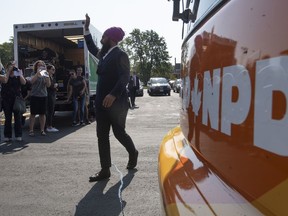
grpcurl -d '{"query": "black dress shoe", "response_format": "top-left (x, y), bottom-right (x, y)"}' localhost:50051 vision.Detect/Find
top-left (127, 150), bottom-right (138, 169)
top-left (89, 169), bottom-right (111, 182)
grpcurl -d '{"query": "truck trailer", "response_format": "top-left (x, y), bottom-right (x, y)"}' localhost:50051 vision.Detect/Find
top-left (13, 20), bottom-right (102, 114)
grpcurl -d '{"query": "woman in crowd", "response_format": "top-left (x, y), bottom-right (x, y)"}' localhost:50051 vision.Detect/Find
top-left (46, 64), bottom-right (59, 132)
top-left (84, 79), bottom-right (91, 124)
top-left (66, 67), bottom-right (86, 126)
top-left (29, 60), bottom-right (51, 136)
top-left (21, 76), bottom-right (32, 126)
top-left (0, 60), bottom-right (7, 143)
top-left (1, 61), bottom-right (26, 141)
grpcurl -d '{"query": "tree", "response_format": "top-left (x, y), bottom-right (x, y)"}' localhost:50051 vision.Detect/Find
top-left (120, 29), bottom-right (173, 84)
top-left (0, 37), bottom-right (14, 67)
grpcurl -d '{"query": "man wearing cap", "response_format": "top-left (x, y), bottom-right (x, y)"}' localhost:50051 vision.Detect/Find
top-left (84, 14), bottom-right (138, 182)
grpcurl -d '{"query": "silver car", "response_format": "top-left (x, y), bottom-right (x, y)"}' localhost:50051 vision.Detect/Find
top-left (147, 77), bottom-right (171, 96)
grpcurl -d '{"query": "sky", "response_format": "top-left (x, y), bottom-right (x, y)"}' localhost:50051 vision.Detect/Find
top-left (0, 0), bottom-right (183, 64)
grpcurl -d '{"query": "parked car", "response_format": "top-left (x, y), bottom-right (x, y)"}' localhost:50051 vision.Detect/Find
top-left (173, 78), bottom-right (182, 93)
top-left (147, 77), bottom-right (171, 96)
top-left (159, 0), bottom-right (288, 215)
top-left (136, 80), bottom-right (144, 97)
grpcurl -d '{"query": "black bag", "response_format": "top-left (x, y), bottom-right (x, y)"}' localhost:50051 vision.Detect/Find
top-left (0, 96), bottom-right (2, 112)
top-left (13, 96), bottom-right (26, 114)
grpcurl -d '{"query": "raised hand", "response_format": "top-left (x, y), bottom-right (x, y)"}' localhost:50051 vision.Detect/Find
top-left (85, 13), bottom-right (90, 30)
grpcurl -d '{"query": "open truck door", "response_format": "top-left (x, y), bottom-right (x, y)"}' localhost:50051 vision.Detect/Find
top-left (13, 20), bottom-right (102, 114)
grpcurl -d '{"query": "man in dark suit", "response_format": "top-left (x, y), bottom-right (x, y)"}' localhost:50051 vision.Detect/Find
top-left (84, 14), bottom-right (138, 182)
top-left (128, 72), bottom-right (140, 109)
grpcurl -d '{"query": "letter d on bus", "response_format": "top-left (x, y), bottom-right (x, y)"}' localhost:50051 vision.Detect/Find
top-left (254, 56), bottom-right (288, 156)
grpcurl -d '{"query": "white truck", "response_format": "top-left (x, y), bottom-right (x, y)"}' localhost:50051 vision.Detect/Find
top-left (13, 20), bottom-right (102, 114)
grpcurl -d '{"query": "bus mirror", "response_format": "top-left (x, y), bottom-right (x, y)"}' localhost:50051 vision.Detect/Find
top-left (172, 0), bottom-right (199, 23)
top-left (181, 9), bottom-right (192, 23)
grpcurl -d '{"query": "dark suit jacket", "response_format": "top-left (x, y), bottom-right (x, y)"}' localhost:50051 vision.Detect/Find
top-left (84, 33), bottom-right (130, 109)
top-left (128, 75), bottom-right (140, 90)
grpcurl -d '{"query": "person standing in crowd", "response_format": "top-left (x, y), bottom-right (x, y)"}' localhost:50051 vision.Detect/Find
top-left (128, 71), bottom-right (140, 109)
top-left (21, 76), bottom-right (32, 126)
top-left (84, 14), bottom-right (138, 182)
top-left (1, 62), bottom-right (26, 141)
top-left (84, 80), bottom-right (91, 124)
top-left (39, 48), bottom-right (55, 65)
top-left (0, 60), bottom-right (7, 108)
top-left (75, 66), bottom-right (90, 124)
top-left (0, 60), bottom-right (7, 142)
top-left (29, 60), bottom-right (51, 136)
top-left (46, 64), bottom-right (59, 132)
top-left (66, 67), bottom-right (86, 126)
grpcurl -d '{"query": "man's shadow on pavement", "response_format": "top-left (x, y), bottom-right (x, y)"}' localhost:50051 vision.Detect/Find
top-left (74, 169), bottom-right (137, 216)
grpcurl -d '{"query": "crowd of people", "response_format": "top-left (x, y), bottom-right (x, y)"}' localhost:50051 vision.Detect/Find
top-left (0, 58), bottom-right (93, 141)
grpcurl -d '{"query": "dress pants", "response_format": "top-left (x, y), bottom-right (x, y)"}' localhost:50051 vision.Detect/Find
top-left (95, 101), bottom-right (136, 168)
top-left (130, 87), bottom-right (137, 107)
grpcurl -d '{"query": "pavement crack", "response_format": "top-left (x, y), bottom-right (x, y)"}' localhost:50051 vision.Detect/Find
top-left (112, 163), bottom-right (125, 216)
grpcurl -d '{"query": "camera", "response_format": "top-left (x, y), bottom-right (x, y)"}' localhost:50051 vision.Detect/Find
top-left (40, 70), bottom-right (49, 77)
top-left (13, 67), bottom-right (21, 76)
top-left (38, 66), bottom-right (46, 71)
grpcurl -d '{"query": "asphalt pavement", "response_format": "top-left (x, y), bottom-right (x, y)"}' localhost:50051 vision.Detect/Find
top-left (0, 91), bottom-right (181, 216)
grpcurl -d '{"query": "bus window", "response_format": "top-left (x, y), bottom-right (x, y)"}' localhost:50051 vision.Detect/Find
top-left (187, 0), bottom-right (221, 31)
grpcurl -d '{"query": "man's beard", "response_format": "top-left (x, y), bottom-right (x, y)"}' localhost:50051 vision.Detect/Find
top-left (99, 43), bottom-right (111, 58)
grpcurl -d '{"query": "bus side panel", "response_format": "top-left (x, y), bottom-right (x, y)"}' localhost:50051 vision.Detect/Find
top-left (160, 0), bottom-right (288, 215)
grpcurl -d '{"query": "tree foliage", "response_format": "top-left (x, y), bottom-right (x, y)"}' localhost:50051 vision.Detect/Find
top-left (120, 29), bottom-right (174, 84)
top-left (0, 37), bottom-right (14, 67)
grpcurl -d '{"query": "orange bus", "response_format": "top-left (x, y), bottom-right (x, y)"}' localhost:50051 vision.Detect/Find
top-left (158, 0), bottom-right (288, 215)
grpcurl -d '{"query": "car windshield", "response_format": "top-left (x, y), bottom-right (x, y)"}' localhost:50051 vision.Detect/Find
top-left (151, 78), bottom-right (168, 84)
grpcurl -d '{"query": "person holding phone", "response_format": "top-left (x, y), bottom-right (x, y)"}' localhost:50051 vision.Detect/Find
top-left (46, 64), bottom-right (59, 132)
top-left (28, 60), bottom-right (51, 136)
top-left (1, 61), bottom-right (26, 141)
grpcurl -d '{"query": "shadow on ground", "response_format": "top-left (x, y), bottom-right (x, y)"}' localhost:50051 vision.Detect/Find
top-left (74, 169), bottom-right (137, 216)
top-left (0, 111), bottom-right (95, 154)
